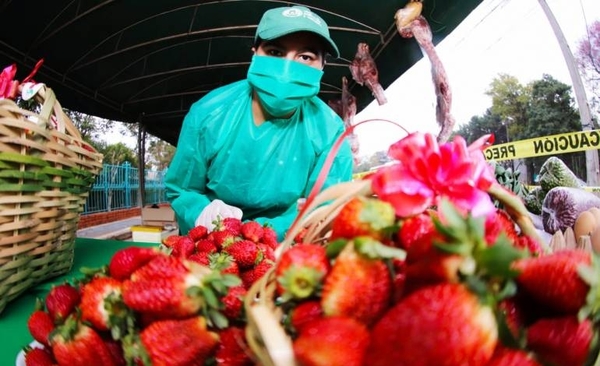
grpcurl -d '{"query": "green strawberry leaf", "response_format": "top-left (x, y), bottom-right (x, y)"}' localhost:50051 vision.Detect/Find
top-left (325, 239), bottom-right (348, 258)
top-left (476, 240), bottom-right (527, 278)
top-left (578, 253), bottom-right (600, 324)
top-left (353, 236), bottom-right (406, 260)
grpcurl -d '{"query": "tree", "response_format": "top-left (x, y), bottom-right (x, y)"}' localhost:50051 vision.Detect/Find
top-left (575, 19), bottom-right (600, 124)
top-left (121, 122), bottom-right (175, 170)
top-left (100, 142), bottom-right (138, 166)
top-left (484, 73), bottom-right (531, 140)
top-left (147, 139), bottom-right (175, 170)
top-left (522, 74), bottom-right (586, 180)
top-left (455, 109), bottom-right (505, 145)
top-left (65, 109), bottom-right (114, 149)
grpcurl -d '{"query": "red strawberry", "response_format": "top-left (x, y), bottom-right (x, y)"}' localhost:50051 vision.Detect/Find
top-left (526, 315), bottom-right (593, 366)
top-left (293, 227), bottom-right (308, 244)
top-left (240, 221), bottom-right (264, 243)
top-left (188, 225), bottom-right (208, 241)
top-left (188, 251), bottom-right (211, 266)
top-left (330, 196), bottom-right (396, 242)
top-left (514, 235), bottom-right (543, 256)
top-left (403, 252), bottom-right (464, 294)
top-left (220, 217), bottom-right (243, 236)
top-left (497, 297), bottom-right (527, 340)
top-left (485, 209), bottom-right (519, 246)
top-left (103, 338), bottom-right (126, 366)
top-left (108, 246), bottom-right (161, 281)
top-left (293, 316), bottom-right (370, 366)
top-left (214, 326), bottom-right (254, 366)
top-left (513, 249), bottom-right (591, 314)
top-left (138, 317), bottom-right (219, 366)
top-left (396, 211), bottom-right (440, 261)
top-left (321, 239), bottom-right (403, 326)
top-left (161, 234), bottom-right (185, 249)
top-left (240, 260), bottom-right (273, 289)
top-left (208, 230), bottom-right (237, 250)
top-left (50, 316), bottom-right (117, 366)
top-left (487, 347), bottom-right (541, 366)
top-left (27, 309), bottom-right (55, 347)
top-left (223, 240), bottom-right (262, 269)
top-left (80, 276), bottom-right (129, 337)
top-left (368, 283), bottom-right (498, 366)
top-left (45, 283), bottom-right (81, 324)
top-left (220, 285), bottom-right (247, 320)
top-left (262, 226), bottom-right (279, 249)
top-left (289, 300), bottom-right (323, 333)
top-left (123, 256), bottom-right (239, 324)
top-left (275, 243), bottom-right (330, 301)
top-left (257, 242), bottom-right (275, 261)
top-left (209, 252), bottom-right (240, 276)
top-left (390, 258), bottom-right (406, 304)
top-left (171, 236), bottom-right (196, 258)
top-left (23, 346), bottom-right (56, 366)
top-left (195, 238), bottom-right (218, 254)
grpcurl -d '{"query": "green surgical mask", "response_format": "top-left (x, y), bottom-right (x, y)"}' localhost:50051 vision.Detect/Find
top-left (247, 55), bottom-right (323, 117)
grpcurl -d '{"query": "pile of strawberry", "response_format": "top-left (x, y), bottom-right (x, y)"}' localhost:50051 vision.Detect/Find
top-left (162, 217), bottom-right (277, 290)
top-left (267, 195), bottom-right (600, 366)
top-left (22, 219), bottom-right (276, 366)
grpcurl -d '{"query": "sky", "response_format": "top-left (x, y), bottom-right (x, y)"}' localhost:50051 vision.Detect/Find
top-left (354, 0), bottom-right (600, 156)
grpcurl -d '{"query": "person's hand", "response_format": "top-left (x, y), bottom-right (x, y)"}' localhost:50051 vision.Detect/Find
top-left (195, 199), bottom-right (243, 231)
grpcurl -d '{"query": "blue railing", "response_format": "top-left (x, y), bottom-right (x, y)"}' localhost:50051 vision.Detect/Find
top-left (83, 162), bottom-right (168, 214)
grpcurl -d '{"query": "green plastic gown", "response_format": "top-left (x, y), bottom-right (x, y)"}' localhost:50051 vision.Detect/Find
top-left (165, 80), bottom-right (353, 240)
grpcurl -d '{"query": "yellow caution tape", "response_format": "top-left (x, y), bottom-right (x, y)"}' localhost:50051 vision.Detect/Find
top-left (484, 129), bottom-right (600, 162)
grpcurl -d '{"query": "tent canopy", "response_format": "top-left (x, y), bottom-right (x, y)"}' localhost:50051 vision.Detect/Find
top-left (0, 1), bottom-right (482, 145)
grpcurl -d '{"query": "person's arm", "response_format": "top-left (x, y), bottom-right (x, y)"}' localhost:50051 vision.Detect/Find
top-left (165, 104), bottom-right (212, 234)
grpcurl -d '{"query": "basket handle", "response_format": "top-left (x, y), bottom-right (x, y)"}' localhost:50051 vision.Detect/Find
top-left (284, 118), bottom-right (409, 242)
top-left (35, 85), bottom-right (83, 140)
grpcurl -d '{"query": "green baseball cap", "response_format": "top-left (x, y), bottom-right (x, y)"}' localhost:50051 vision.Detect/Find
top-left (255, 6), bottom-right (340, 58)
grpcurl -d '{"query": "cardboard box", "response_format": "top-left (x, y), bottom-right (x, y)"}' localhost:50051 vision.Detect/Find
top-left (141, 205), bottom-right (177, 229)
top-left (131, 225), bottom-right (179, 243)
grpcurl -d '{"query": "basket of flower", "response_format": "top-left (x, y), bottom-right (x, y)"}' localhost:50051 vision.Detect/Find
top-left (244, 132), bottom-right (600, 366)
top-left (0, 64), bottom-right (103, 315)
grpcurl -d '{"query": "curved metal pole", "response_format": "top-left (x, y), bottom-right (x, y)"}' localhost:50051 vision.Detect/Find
top-left (538, 0), bottom-right (599, 185)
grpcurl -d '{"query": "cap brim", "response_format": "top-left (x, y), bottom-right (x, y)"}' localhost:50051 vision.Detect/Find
top-left (257, 27), bottom-right (340, 59)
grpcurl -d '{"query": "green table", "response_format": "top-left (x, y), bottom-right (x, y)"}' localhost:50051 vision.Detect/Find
top-left (0, 238), bottom-right (154, 365)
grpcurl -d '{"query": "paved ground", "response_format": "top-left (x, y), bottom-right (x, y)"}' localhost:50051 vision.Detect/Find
top-left (76, 216), bottom-right (142, 240)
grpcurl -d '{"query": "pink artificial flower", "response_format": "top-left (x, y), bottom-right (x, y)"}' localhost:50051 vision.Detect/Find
top-left (0, 64), bottom-right (17, 99)
top-left (371, 132), bottom-right (496, 219)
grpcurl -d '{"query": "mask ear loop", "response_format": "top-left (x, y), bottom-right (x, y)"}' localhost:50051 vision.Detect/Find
top-left (283, 118), bottom-right (409, 244)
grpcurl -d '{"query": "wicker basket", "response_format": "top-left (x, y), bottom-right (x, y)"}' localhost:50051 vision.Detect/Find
top-left (244, 178), bottom-right (543, 366)
top-left (0, 85), bottom-right (103, 315)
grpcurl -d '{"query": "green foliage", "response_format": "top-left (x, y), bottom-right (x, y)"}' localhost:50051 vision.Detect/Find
top-left (523, 186), bottom-right (544, 215)
top-left (64, 109), bottom-right (114, 147)
top-left (492, 162), bottom-right (529, 209)
top-left (522, 74), bottom-right (587, 181)
top-left (147, 139), bottom-right (175, 170)
top-left (100, 142), bottom-right (138, 166)
top-left (455, 110), bottom-right (505, 144)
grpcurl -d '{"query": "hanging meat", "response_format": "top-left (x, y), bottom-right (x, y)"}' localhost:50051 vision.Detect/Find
top-left (340, 76), bottom-right (360, 162)
top-left (395, 0), bottom-right (455, 143)
top-left (349, 43), bottom-right (388, 106)
top-left (329, 77), bottom-right (360, 164)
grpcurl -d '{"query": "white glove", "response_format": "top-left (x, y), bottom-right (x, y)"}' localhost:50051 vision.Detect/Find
top-left (195, 199), bottom-right (243, 231)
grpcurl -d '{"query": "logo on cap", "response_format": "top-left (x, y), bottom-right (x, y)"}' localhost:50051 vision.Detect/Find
top-left (281, 8), bottom-right (323, 26)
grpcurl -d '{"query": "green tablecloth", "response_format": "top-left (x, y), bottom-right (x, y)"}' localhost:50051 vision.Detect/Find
top-left (0, 238), bottom-right (154, 365)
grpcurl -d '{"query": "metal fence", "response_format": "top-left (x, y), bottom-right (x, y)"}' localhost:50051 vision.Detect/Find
top-left (83, 163), bottom-right (168, 214)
